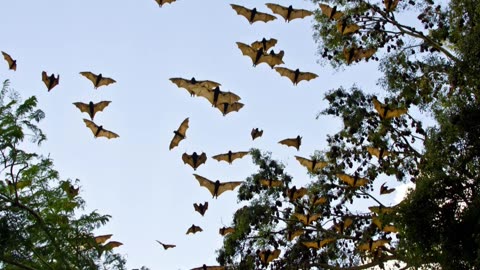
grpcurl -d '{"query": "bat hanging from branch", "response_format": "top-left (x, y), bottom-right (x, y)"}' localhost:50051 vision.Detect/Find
top-left (251, 128), bottom-right (263, 140)
top-left (219, 226), bottom-right (235, 236)
top-left (250, 38), bottom-right (277, 52)
top-left (302, 238), bottom-right (336, 249)
top-left (274, 67), bottom-right (318, 85)
top-left (343, 46), bottom-right (376, 64)
top-left (265, 3), bottom-right (313, 22)
top-left (182, 152), bottom-right (207, 170)
top-left (278, 135), bottom-right (302, 150)
top-left (319, 3), bottom-right (344, 21)
top-left (295, 156), bottom-right (328, 173)
top-left (155, 240), bottom-right (176, 250)
top-left (293, 212), bottom-right (321, 226)
top-left (372, 96), bottom-right (407, 119)
top-left (215, 102), bottom-right (244, 116)
top-left (212, 150), bottom-right (249, 164)
top-left (42, 71), bottom-right (60, 91)
top-left (170, 77), bottom-right (221, 97)
top-left (2, 51), bottom-right (16, 71)
top-left (258, 249), bottom-right (281, 265)
top-left (337, 19), bottom-right (360, 35)
top-left (193, 174), bottom-right (242, 199)
top-left (193, 202), bottom-right (208, 216)
top-left (83, 119), bottom-right (119, 139)
top-left (336, 173), bottom-right (369, 187)
top-left (73, 101), bottom-right (111, 120)
top-left (154, 0), bottom-right (176, 7)
top-left (286, 230), bottom-right (304, 241)
top-left (260, 178), bottom-right (283, 188)
top-left (230, 4), bottom-right (277, 24)
top-left (169, 117), bottom-right (189, 150)
top-left (186, 224), bottom-right (203, 235)
top-left (286, 186), bottom-right (308, 201)
top-left (80, 71), bottom-right (116, 89)
top-left (367, 146), bottom-right (391, 159)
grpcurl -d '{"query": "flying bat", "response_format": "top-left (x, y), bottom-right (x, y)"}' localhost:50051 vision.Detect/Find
top-left (333, 217), bottom-right (353, 234)
top-left (193, 202), bottom-right (208, 216)
top-left (212, 150), bottom-right (249, 164)
top-left (2, 51), bottom-right (16, 71)
top-left (182, 152), bottom-right (207, 170)
top-left (343, 46), bottom-right (376, 64)
top-left (219, 226), bottom-right (235, 236)
top-left (83, 119), bottom-right (119, 139)
top-left (186, 224), bottom-right (203, 235)
top-left (102, 241), bottom-right (123, 250)
top-left (302, 238), bottom-right (336, 249)
top-left (293, 213), bottom-right (321, 225)
top-left (190, 265), bottom-right (226, 270)
top-left (94, 234), bottom-right (113, 244)
top-left (251, 38), bottom-right (277, 52)
top-left (278, 135), bottom-right (302, 150)
top-left (169, 117), bottom-right (189, 150)
top-left (236, 42), bottom-right (284, 68)
top-left (230, 4), bottom-right (277, 24)
top-left (295, 156), bottom-right (327, 173)
top-left (286, 186), bottom-right (307, 201)
top-left (260, 178), bottom-right (283, 188)
top-left (42, 71), bottom-right (60, 91)
top-left (372, 216), bottom-right (398, 233)
top-left (286, 229), bottom-right (304, 241)
top-left (337, 19), bottom-right (360, 35)
top-left (258, 249), bottom-right (281, 265)
top-left (251, 128), bottom-right (263, 140)
top-left (372, 96), bottom-right (407, 119)
top-left (193, 174), bottom-right (242, 199)
top-left (170, 77), bottom-right (221, 96)
top-left (198, 86), bottom-right (241, 107)
top-left (319, 3), bottom-right (344, 20)
top-left (263, 50), bottom-right (285, 68)
top-left (265, 3), bottom-right (313, 22)
top-left (367, 146), bottom-right (390, 159)
top-left (310, 194), bottom-right (328, 206)
top-left (380, 182), bottom-right (395, 195)
top-left (80, 71), bottom-right (116, 89)
top-left (155, 240), bottom-right (176, 250)
top-left (358, 239), bottom-right (390, 252)
top-left (155, 0), bottom-right (176, 7)
top-left (73, 101), bottom-right (111, 120)
top-left (215, 102), bottom-right (244, 116)
top-left (274, 67), bottom-right (318, 85)
top-left (384, 0), bottom-right (399, 12)
top-left (336, 173), bottom-right (369, 187)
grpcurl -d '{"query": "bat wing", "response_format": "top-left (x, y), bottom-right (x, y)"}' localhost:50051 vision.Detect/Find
top-left (198, 153), bottom-right (207, 167)
top-left (216, 181), bottom-right (243, 197)
top-left (94, 234), bottom-right (113, 244)
top-left (230, 4), bottom-right (254, 22)
top-left (260, 52), bottom-right (284, 68)
top-left (219, 227), bottom-right (235, 236)
top-left (337, 173), bottom-right (368, 187)
top-left (186, 225), bottom-right (203, 234)
top-left (290, 9), bottom-right (314, 20)
top-left (253, 11), bottom-right (277, 23)
top-left (193, 174), bottom-right (216, 197)
top-left (302, 241), bottom-right (320, 249)
top-left (319, 4), bottom-right (344, 20)
top-left (259, 178), bottom-right (283, 187)
top-left (385, 108), bottom-right (408, 119)
top-left (278, 137), bottom-right (300, 150)
top-left (156, 240), bottom-right (176, 249)
top-left (193, 202), bottom-right (208, 216)
top-left (216, 92), bottom-right (242, 105)
top-left (231, 151), bottom-right (249, 161)
top-left (2, 51), bottom-right (16, 71)
top-left (337, 21), bottom-right (360, 35)
top-left (236, 42), bottom-right (258, 64)
top-left (293, 213), bottom-right (307, 225)
top-left (170, 118), bottom-right (189, 150)
top-left (155, 0), bottom-right (176, 7)
top-left (216, 102), bottom-right (244, 116)
top-left (211, 153), bottom-right (229, 163)
top-left (93, 101), bottom-right (112, 114)
top-left (274, 67), bottom-right (295, 84)
top-left (97, 77), bottom-right (116, 88)
top-left (182, 153), bottom-right (195, 168)
top-left (310, 195), bottom-right (327, 205)
top-left (97, 127), bottom-right (119, 139)
top-left (369, 205), bottom-right (395, 214)
top-left (80, 71), bottom-right (98, 85)
top-left (103, 241), bottom-right (123, 250)
top-left (286, 230), bottom-right (304, 241)
top-left (73, 102), bottom-right (90, 114)
top-left (251, 128), bottom-right (263, 140)
top-left (265, 3), bottom-right (288, 20)
top-left (298, 72), bottom-right (318, 83)
top-left (295, 156), bottom-right (312, 171)
top-left (251, 38), bottom-right (277, 51)
top-left (380, 182), bottom-right (395, 195)
top-left (83, 119), bottom-right (99, 136)
top-left (170, 77), bottom-right (197, 96)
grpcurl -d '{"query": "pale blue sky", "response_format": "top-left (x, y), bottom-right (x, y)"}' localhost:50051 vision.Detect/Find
top-left (0, 1), bottom-right (396, 269)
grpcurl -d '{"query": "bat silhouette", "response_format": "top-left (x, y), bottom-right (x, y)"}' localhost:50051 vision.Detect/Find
top-left (155, 0), bottom-right (176, 7)
top-left (42, 71), bottom-right (60, 91)
top-left (73, 101), bottom-right (111, 120)
top-left (212, 150), bottom-right (249, 164)
top-left (190, 265), bottom-right (226, 270)
top-left (155, 240), bottom-right (176, 250)
top-left (170, 77), bottom-right (221, 96)
top-left (333, 217), bottom-right (353, 234)
top-left (384, 0), bottom-right (399, 12)
top-left (319, 4), bottom-right (344, 20)
top-left (380, 182), bottom-right (395, 195)
top-left (372, 96), bottom-right (407, 119)
top-left (295, 156), bottom-right (328, 173)
top-left (198, 86), bottom-right (241, 107)
top-left (80, 71), bottom-right (116, 89)
top-left (336, 173), bottom-right (369, 187)
top-left (302, 238), bottom-right (336, 249)
top-left (265, 3), bottom-right (313, 22)
top-left (186, 224), bottom-right (203, 235)
top-left (193, 174), bottom-right (242, 198)
top-left (236, 42), bottom-right (284, 68)
top-left (337, 19), bottom-right (360, 35)
top-left (260, 178), bottom-right (283, 188)
top-left (170, 117), bottom-right (189, 150)
top-left (182, 152), bottom-right (207, 170)
top-left (286, 230), bottom-right (304, 241)
top-left (215, 102), bottom-right (244, 116)
top-left (372, 215), bottom-right (398, 233)
top-left (230, 4), bottom-right (277, 24)
top-left (2, 51), bottom-right (16, 71)
top-left (358, 239), bottom-right (390, 252)
top-left (278, 135), bottom-right (302, 150)
top-left (251, 128), bottom-right (263, 140)
top-left (286, 186), bottom-right (307, 201)
top-left (83, 119), bottom-right (119, 139)
top-left (367, 146), bottom-right (390, 159)
top-left (343, 46), bottom-right (376, 64)
top-left (310, 194), bottom-right (328, 206)
top-left (274, 67), bottom-right (318, 85)
top-left (193, 202), bottom-right (208, 216)
top-left (251, 38), bottom-right (277, 52)
top-left (219, 226), bottom-right (235, 236)
top-left (258, 249), bottom-right (281, 265)
top-left (293, 213), bottom-right (321, 225)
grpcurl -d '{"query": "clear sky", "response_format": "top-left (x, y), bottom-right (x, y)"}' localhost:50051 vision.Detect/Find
top-left (0, 0), bottom-right (397, 269)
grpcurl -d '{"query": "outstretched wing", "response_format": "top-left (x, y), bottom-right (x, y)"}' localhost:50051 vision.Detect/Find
top-left (219, 226), bottom-right (235, 236)
top-left (289, 9), bottom-right (314, 21)
top-left (73, 102), bottom-right (90, 114)
top-left (79, 71), bottom-right (98, 85)
top-left (337, 20), bottom-right (360, 35)
top-left (298, 71), bottom-right (318, 83)
top-left (216, 91), bottom-right (242, 105)
top-left (215, 102), bottom-right (244, 116)
top-left (252, 11), bottom-right (277, 23)
top-left (319, 4), bottom-right (344, 20)
top-left (211, 153), bottom-right (229, 163)
top-left (193, 174), bottom-right (216, 197)
top-left (278, 137), bottom-right (301, 150)
top-left (259, 51), bottom-right (284, 68)
top-left (295, 156), bottom-right (327, 172)
top-left (265, 3), bottom-right (289, 20)
top-left (2, 51), bottom-right (16, 71)
top-left (251, 38), bottom-right (277, 51)
top-left (231, 151), bottom-right (249, 161)
top-left (83, 119), bottom-right (99, 136)
top-left (155, 0), bottom-right (176, 7)
top-left (182, 153), bottom-right (195, 168)
top-left (286, 230), bottom-right (304, 241)
top-left (259, 178), bottom-right (283, 188)
top-left (97, 127), bottom-right (119, 139)
top-left (97, 77), bottom-right (116, 88)
top-left (170, 118), bottom-right (189, 150)
top-left (93, 101), bottom-right (111, 115)
top-left (336, 173), bottom-right (368, 187)
top-left (193, 202), bottom-right (208, 216)
top-left (380, 182), bottom-right (395, 195)
top-left (217, 181), bottom-right (243, 197)
top-left (231, 4), bottom-right (253, 21)
top-left (274, 67), bottom-right (296, 84)
top-left (236, 42), bottom-right (260, 64)
top-left (155, 240), bottom-right (176, 249)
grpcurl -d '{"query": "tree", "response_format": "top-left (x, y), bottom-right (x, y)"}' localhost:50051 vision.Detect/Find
top-left (0, 80), bottom-right (126, 270)
top-left (215, 0), bottom-right (480, 269)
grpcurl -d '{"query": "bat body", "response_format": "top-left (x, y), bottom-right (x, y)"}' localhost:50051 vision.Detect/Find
top-left (212, 150), bottom-right (249, 164)
top-left (278, 135), bottom-right (302, 150)
top-left (260, 178), bottom-right (283, 188)
top-left (336, 173), bottom-right (369, 187)
top-left (343, 46), bottom-right (376, 64)
top-left (219, 226), bottom-right (235, 236)
top-left (319, 4), bottom-right (344, 21)
top-left (372, 97), bottom-right (407, 119)
top-left (286, 186), bottom-right (307, 201)
top-left (73, 101), bottom-right (111, 120)
top-left (198, 86), bottom-right (241, 107)
top-left (80, 71), bottom-right (116, 89)
top-left (258, 249), bottom-right (281, 265)
top-left (193, 174), bottom-right (242, 198)
top-left (42, 71), bottom-right (60, 91)
top-left (380, 182), bottom-right (395, 195)
top-left (295, 156), bottom-right (327, 173)
top-left (2, 51), bottom-right (16, 71)
top-left (302, 238), bottom-right (336, 249)
top-left (251, 128), bottom-right (263, 140)
top-left (186, 224), bottom-right (203, 234)
top-left (274, 67), bottom-right (318, 85)
top-left (215, 102), bottom-right (244, 116)
top-left (265, 3), bottom-right (313, 22)
top-left (286, 229), bottom-right (304, 241)
top-left (230, 4), bottom-right (276, 24)
top-left (155, 0), bottom-right (176, 7)
top-left (293, 213), bottom-right (321, 225)
top-left (156, 240), bottom-right (176, 250)
top-left (251, 38), bottom-right (277, 52)
top-left (182, 152), bottom-right (207, 170)
top-left (83, 119), bottom-right (119, 139)
top-left (170, 118), bottom-right (189, 150)
top-left (193, 202), bottom-right (208, 216)
top-left (191, 265), bottom-right (226, 270)
top-left (170, 77), bottom-right (221, 96)
top-left (337, 20), bottom-right (360, 35)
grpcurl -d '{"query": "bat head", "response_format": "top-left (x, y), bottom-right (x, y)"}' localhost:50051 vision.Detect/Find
top-left (190, 77), bottom-right (197, 83)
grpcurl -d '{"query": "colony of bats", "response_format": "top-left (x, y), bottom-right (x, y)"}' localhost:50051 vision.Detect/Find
top-left (1, 0), bottom-right (406, 269)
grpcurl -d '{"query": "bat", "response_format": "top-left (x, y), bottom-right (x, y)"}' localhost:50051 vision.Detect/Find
top-left (278, 135), bottom-right (302, 150)
top-left (367, 146), bottom-right (390, 159)
top-left (302, 238), bottom-right (336, 249)
top-left (190, 265), bottom-right (226, 270)
top-left (2, 51), bottom-right (16, 71)
top-left (198, 86), bottom-right (241, 107)
top-left (380, 182), bottom-right (395, 195)
top-left (263, 49), bottom-right (285, 68)
top-left (211, 150), bottom-right (249, 164)
top-left (251, 128), bottom-right (263, 140)
top-left (169, 118), bottom-right (189, 150)
top-left (333, 217), bottom-right (353, 234)
top-left (193, 202), bottom-right (208, 216)
top-left (384, 0), bottom-right (399, 12)
top-left (170, 77), bottom-right (221, 96)
top-left (319, 4), bottom-right (344, 21)
top-left (295, 156), bottom-right (328, 173)
top-left (265, 3), bottom-right (313, 22)
top-left (230, 4), bottom-right (277, 24)
top-left (358, 239), bottom-right (390, 252)
top-left (336, 173), bottom-right (369, 187)
top-left (310, 194), bottom-right (327, 206)
top-left (73, 101), bottom-right (111, 120)
top-left (251, 38), bottom-right (277, 52)
top-left (286, 186), bottom-right (307, 201)
top-left (193, 174), bottom-right (242, 199)
top-left (155, 240), bottom-right (176, 250)
top-left (182, 152), bottom-right (207, 170)
top-left (236, 42), bottom-right (284, 68)
top-left (215, 102), bottom-right (244, 116)
top-left (155, 0), bottom-right (176, 7)
top-left (343, 46), bottom-right (376, 64)
top-left (219, 226), bottom-right (235, 236)
top-left (186, 224), bottom-right (203, 234)
top-left (42, 71), bottom-right (60, 91)
top-left (293, 213), bottom-right (321, 225)
top-left (372, 96), bottom-right (407, 119)
top-left (337, 20), bottom-right (360, 35)
top-left (372, 216), bottom-right (398, 233)
top-left (274, 67), bottom-right (318, 85)
top-left (258, 249), bottom-right (281, 265)
top-left (94, 234), bottom-right (113, 244)
top-left (83, 119), bottom-right (119, 139)
top-left (80, 71), bottom-right (116, 89)
top-left (64, 184), bottom-right (79, 199)
top-left (368, 205), bottom-right (395, 214)
top-left (260, 178), bottom-right (283, 188)
top-left (286, 229), bottom-right (304, 241)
